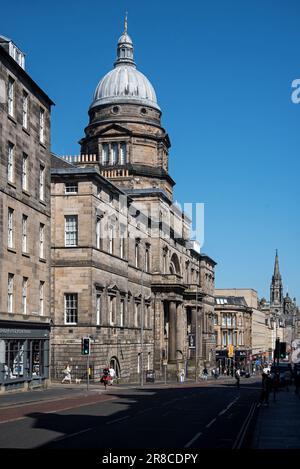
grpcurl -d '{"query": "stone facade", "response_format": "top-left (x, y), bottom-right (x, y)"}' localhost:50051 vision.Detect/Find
top-left (0, 37), bottom-right (53, 392)
top-left (50, 25), bottom-right (217, 382)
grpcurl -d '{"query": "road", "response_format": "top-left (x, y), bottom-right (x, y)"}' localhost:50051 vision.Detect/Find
top-left (0, 378), bottom-right (261, 449)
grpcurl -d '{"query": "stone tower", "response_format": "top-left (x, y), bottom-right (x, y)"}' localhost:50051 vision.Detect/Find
top-left (270, 249), bottom-right (284, 324)
top-left (79, 17), bottom-right (174, 200)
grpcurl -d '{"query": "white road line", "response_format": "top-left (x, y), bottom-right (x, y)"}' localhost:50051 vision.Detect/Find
top-left (184, 432), bottom-right (203, 448)
top-left (218, 409), bottom-right (226, 416)
top-left (206, 418), bottom-right (216, 428)
top-left (106, 415), bottom-right (130, 425)
top-left (54, 427), bottom-right (92, 442)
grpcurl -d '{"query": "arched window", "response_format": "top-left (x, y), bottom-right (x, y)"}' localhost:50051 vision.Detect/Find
top-left (169, 253), bottom-right (181, 275)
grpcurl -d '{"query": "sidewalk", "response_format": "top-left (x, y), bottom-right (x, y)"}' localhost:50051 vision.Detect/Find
top-left (252, 386), bottom-right (300, 448)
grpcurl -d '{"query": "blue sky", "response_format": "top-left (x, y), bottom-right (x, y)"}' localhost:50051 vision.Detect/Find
top-left (2, 0), bottom-right (300, 300)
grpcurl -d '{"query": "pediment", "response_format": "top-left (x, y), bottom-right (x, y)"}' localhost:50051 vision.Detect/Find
top-left (97, 124), bottom-right (132, 137)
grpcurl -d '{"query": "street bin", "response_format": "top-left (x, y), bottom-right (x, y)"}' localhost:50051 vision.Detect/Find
top-left (145, 370), bottom-right (155, 383)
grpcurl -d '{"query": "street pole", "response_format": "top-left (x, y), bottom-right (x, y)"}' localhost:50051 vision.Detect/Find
top-left (140, 264), bottom-right (144, 387)
top-left (195, 285), bottom-right (198, 382)
top-left (87, 353), bottom-right (89, 392)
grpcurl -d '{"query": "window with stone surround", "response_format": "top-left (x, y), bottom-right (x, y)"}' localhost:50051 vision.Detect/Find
top-left (22, 90), bottom-right (28, 128)
top-left (22, 215), bottom-right (28, 253)
top-left (64, 293), bottom-right (78, 324)
top-left (8, 77), bottom-right (15, 117)
top-left (22, 277), bottom-right (28, 314)
top-left (8, 142), bottom-right (14, 183)
top-left (101, 142), bottom-right (127, 166)
top-left (40, 282), bottom-right (44, 316)
top-left (39, 223), bottom-right (45, 258)
top-left (8, 273), bottom-right (14, 313)
top-left (39, 108), bottom-right (45, 143)
top-left (8, 207), bottom-right (14, 249)
top-left (65, 182), bottom-right (78, 194)
top-left (96, 294), bottom-right (101, 325)
top-left (65, 215), bottom-right (78, 246)
top-left (120, 299), bottom-right (125, 327)
top-left (39, 165), bottom-right (45, 201)
top-left (22, 153), bottom-right (28, 191)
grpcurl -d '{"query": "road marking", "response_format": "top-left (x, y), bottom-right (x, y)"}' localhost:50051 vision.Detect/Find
top-left (232, 402), bottom-right (256, 449)
top-left (218, 409), bottom-right (226, 416)
top-left (54, 427), bottom-right (92, 442)
top-left (106, 415), bottom-right (130, 425)
top-left (184, 432), bottom-right (203, 448)
top-left (206, 418), bottom-right (216, 428)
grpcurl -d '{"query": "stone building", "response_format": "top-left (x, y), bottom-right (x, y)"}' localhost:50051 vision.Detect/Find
top-left (50, 21), bottom-right (216, 382)
top-left (262, 250), bottom-right (300, 358)
top-left (0, 36), bottom-right (53, 392)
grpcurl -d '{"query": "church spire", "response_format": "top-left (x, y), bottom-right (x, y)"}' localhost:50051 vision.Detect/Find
top-left (270, 249), bottom-right (283, 306)
top-left (273, 249), bottom-right (281, 279)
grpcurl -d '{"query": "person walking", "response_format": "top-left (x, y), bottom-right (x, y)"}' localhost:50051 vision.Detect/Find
top-left (235, 368), bottom-right (241, 389)
top-left (202, 367), bottom-right (208, 381)
top-left (257, 371), bottom-right (272, 407)
top-left (109, 366), bottom-right (116, 385)
top-left (61, 364), bottom-right (72, 384)
top-left (100, 367), bottom-right (110, 389)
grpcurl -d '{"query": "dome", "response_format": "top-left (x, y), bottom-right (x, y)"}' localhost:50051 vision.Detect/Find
top-left (91, 66), bottom-right (160, 110)
top-left (90, 19), bottom-right (160, 111)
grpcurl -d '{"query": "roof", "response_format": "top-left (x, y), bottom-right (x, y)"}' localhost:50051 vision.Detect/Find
top-left (215, 296), bottom-right (248, 306)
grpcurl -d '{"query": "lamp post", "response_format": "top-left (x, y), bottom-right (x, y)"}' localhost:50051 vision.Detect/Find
top-left (140, 257), bottom-right (144, 387)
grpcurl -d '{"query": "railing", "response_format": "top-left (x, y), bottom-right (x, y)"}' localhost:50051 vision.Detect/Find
top-left (60, 154), bottom-right (98, 163)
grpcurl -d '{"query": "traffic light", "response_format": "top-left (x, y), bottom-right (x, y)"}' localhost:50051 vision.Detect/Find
top-left (279, 342), bottom-right (286, 359)
top-left (81, 337), bottom-right (90, 355)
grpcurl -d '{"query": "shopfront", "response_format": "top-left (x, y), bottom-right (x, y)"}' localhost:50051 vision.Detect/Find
top-left (0, 320), bottom-right (50, 393)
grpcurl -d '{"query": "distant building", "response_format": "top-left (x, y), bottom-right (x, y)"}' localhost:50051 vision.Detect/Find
top-left (0, 36), bottom-right (53, 392)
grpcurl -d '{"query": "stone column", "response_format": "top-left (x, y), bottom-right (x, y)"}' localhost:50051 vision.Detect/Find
top-left (176, 303), bottom-right (184, 360)
top-left (168, 301), bottom-right (177, 362)
top-left (153, 295), bottom-right (164, 370)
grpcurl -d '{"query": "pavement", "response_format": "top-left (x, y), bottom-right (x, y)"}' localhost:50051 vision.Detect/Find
top-left (251, 384), bottom-right (300, 448)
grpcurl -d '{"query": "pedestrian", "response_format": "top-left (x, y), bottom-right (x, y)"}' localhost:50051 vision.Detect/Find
top-left (202, 367), bottom-right (208, 381)
top-left (61, 364), bottom-right (72, 384)
top-left (109, 366), bottom-right (116, 385)
top-left (257, 371), bottom-right (272, 407)
top-left (100, 367), bottom-right (111, 389)
top-left (235, 368), bottom-right (241, 388)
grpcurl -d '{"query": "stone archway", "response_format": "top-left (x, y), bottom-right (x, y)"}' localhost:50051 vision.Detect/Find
top-left (110, 356), bottom-right (121, 378)
top-left (170, 253), bottom-right (181, 275)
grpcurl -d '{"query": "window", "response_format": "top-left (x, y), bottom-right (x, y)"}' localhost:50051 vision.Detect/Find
top-left (65, 182), bottom-right (78, 194)
top-left (8, 208), bottom-right (14, 249)
top-left (214, 314), bottom-right (218, 326)
top-left (96, 294), bottom-right (101, 325)
top-left (232, 315), bottom-right (236, 327)
top-left (39, 165), bottom-right (45, 201)
top-left (228, 330), bottom-right (233, 345)
top-left (233, 331), bottom-right (237, 346)
top-left (227, 315), bottom-right (232, 327)
top-left (39, 223), bottom-right (45, 258)
top-left (120, 228), bottom-right (126, 259)
top-left (145, 245), bottom-right (150, 272)
top-left (222, 314), bottom-right (226, 327)
top-left (22, 153), bottom-right (28, 191)
top-left (39, 282), bottom-right (44, 316)
top-left (120, 299), bottom-right (125, 327)
top-left (134, 303), bottom-right (139, 327)
top-left (39, 108), bottom-right (45, 143)
top-left (96, 217), bottom-right (101, 249)
top-left (110, 143), bottom-right (118, 165)
top-left (65, 215), bottom-right (78, 246)
top-left (102, 143), bottom-right (109, 165)
top-left (22, 278), bottom-right (28, 314)
top-left (8, 142), bottom-right (14, 183)
top-left (8, 274), bottom-right (14, 313)
top-left (222, 331), bottom-right (227, 347)
top-left (22, 91), bottom-right (28, 128)
top-left (8, 77), bottom-right (14, 117)
top-left (120, 143), bottom-right (127, 164)
top-left (64, 293), bottom-right (78, 324)
top-left (108, 225), bottom-right (114, 254)
top-left (135, 242), bottom-right (139, 268)
top-left (238, 316), bottom-right (243, 327)
top-left (109, 296), bottom-right (116, 325)
top-left (22, 215), bottom-right (28, 253)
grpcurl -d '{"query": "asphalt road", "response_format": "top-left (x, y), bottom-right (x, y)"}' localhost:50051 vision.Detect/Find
top-left (0, 378), bottom-right (261, 449)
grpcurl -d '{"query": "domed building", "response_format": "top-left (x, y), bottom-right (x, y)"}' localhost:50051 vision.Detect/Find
top-left (51, 19), bottom-right (217, 382)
